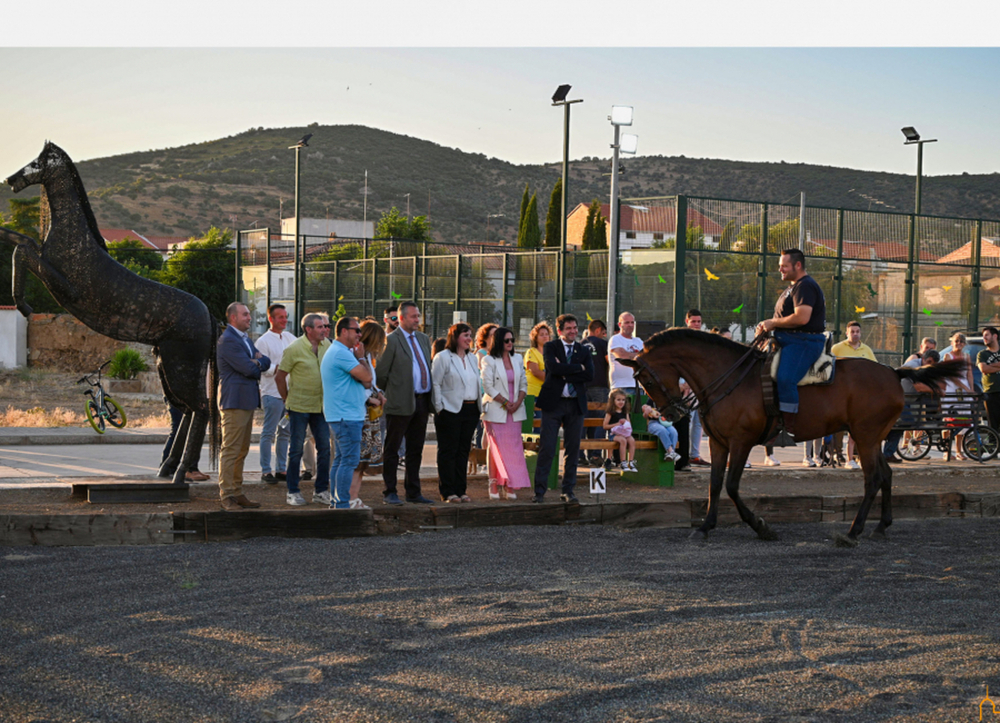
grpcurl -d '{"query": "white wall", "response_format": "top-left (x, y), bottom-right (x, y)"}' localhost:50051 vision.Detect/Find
top-left (0, 310), bottom-right (27, 368)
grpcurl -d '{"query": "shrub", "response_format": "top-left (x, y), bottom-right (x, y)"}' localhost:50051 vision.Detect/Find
top-left (108, 348), bottom-right (149, 380)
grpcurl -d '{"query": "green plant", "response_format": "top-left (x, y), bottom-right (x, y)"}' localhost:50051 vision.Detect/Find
top-left (108, 348), bottom-right (148, 380)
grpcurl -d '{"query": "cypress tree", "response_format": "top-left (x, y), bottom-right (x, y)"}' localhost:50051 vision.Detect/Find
top-left (516, 182), bottom-right (530, 247)
top-left (544, 179), bottom-right (562, 248)
top-left (522, 193), bottom-right (541, 249)
top-left (593, 201), bottom-right (608, 249)
top-left (582, 202), bottom-right (597, 250)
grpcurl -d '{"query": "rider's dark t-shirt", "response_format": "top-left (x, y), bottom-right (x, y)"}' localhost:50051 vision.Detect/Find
top-left (774, 274), bottom-right (826, 333)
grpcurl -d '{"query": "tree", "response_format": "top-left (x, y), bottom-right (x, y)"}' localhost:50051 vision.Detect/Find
top-left (374, 206), bottom-right (431, 242)
top-left (516, 183), bottom-right (530, 247)
top-left (519, 193), bottom-right (541, 249)
top-left (156, 226), bottom-right (236, 321)
top-left (107, 238), bottom-right (164, 274)
top-left (581, 199), bottom-right (608, 250)
top-left (544, 180), bottom-right (562, 248)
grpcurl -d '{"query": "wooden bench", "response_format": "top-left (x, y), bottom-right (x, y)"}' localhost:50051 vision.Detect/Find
top-left (520, 395), bottom-right (674, 489)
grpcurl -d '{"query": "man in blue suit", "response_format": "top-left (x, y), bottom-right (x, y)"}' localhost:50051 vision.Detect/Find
top-left (533, 314), bottom-right (594, 504)
top-left (217, 301), bottom-right (271, 510)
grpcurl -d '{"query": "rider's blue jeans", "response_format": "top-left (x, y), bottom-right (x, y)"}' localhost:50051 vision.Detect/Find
top-left (774, 330), bottom-right (827, 414)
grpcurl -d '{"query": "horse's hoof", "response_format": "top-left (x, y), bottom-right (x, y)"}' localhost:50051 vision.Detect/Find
top-left (833, 533), bottom-right (859, 548)
top-left (688, 529), bottom-right (708, 542)
top-left (757, 526), bottom-right (780, 542)
top-left (869, 528), bottom-right (888, 541)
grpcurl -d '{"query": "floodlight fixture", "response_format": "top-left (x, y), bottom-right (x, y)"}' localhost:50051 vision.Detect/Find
top-left (552, 84), bottom-right (571, 103)
top-left (610, 105), bottom-right (633, 126)
top-left (901, 127), bottom-right (920, 142)
top-left (620, 133), bottom-right (638, 155)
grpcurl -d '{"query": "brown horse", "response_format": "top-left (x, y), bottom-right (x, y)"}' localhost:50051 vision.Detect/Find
top-left (619, 329), bottom-right (965, 545)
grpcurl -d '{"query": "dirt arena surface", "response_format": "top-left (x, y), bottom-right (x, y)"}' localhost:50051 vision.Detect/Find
top-left (2, 519), bottom-right (999, 722)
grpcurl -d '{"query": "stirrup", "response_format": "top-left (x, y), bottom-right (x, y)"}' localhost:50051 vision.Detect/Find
top-left (769, 425), bottom-right (797, 447)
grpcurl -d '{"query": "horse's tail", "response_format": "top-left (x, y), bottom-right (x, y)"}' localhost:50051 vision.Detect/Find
top-left (209, 318), bottom-right (222, 471)
top-left (894, 358), bottom-right (967, 391)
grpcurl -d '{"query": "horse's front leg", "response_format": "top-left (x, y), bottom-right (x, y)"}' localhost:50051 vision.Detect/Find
top-left (838, 441), bottom-right (889, 546)
top-left (692, 436), bottom-right (728, 540)
top-left (725, 443), bottom-right (779, 541)
top-left (12, 245), bottom-right (36, 317)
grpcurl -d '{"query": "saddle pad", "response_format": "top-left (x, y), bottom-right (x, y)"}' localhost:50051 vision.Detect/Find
top-left (770, 332), bottom-right (836, 386)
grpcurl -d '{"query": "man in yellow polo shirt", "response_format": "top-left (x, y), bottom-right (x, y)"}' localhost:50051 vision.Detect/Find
top-left (831, 320), bottom-right (877, 361)
top-left (831, 320), bottom-right (877, 468)
top-left (275, 313), bottom-right (332, 506)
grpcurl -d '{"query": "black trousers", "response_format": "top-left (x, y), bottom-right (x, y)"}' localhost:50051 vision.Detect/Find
top-left (534, 397), bottom-right (585, 497)
top-left (382, 392), bottom-right (431, 499)
top-left (985, 392), bottom-right (1000, 432)
top-left (434, 403), bottom-right (480, 499)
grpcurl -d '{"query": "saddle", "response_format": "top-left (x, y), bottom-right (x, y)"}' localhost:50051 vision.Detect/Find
top-left (768, 332), bottom-right (836, 386)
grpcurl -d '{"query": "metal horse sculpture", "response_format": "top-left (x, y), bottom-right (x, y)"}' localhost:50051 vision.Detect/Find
top-left (2, 141), bottom-right (219, 485)
top-left (620, 328), bottom-right (965, 546)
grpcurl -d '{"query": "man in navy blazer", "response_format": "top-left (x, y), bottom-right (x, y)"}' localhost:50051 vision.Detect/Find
top-left (217, 301), bottom-right (271, 510)
top-left (533, 314), bottom-right (593, 503)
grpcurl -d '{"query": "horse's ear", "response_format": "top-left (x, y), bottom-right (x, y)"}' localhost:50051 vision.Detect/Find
top-left (618, 358), bottom-right (639, 369)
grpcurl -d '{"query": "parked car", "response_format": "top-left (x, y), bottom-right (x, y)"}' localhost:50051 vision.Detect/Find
top-left (938, 334), bottom-right (985, 392)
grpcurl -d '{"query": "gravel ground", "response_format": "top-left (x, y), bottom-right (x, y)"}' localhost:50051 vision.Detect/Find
top-left (2, 520), bottom-right (999, 722)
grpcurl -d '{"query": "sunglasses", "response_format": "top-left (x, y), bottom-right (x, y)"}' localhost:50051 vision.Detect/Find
top-left (386, 315), bottom-right (399, 322)
top-left (347, 327), bottom-right (361, 332)
top-left (504, 337), bottom-right (515, 343)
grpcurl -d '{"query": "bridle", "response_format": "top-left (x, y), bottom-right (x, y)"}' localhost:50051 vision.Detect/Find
top-left (633, 332), bottom-right (770, 422)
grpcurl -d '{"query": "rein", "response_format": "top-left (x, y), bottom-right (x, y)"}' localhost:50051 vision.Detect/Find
top-left (635, 332), bottom-right (770, 421)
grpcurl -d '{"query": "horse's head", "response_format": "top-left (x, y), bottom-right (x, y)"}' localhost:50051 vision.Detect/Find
top-left (618, 353), bottom-right (693, 422)
top-left (4, 141), bottom-right (63, 193)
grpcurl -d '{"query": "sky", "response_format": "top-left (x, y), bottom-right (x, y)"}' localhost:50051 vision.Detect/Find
top-left (3, 4), bottom-right (1000, 182)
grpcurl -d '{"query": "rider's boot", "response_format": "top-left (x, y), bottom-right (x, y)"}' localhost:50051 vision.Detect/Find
top-left (773, 411), bottom-right (798, 447)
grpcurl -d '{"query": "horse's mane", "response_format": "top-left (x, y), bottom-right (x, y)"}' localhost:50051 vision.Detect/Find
top-left (45, 142), bottom-right (107, 252)
top-left (643, 327), bottom-right (749, 355)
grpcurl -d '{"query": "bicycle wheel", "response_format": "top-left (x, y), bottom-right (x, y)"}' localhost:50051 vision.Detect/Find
top-left (85, 399), bottom-right (105, 434)
top-left (962, 425), bottom-right (1000, 462)
top-left (104, 397), bottom-right (127, 429)
top-left (897, 431), bottom-right (931, 461)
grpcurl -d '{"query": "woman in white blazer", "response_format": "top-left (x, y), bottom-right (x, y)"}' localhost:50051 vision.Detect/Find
top-left (480, 326), bottom-right (532, 499)
top-left (431, 323), bottom-right (482, 503)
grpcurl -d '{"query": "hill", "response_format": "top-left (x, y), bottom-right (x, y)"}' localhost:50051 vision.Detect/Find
top-left (3, 124), bottom-right (1000, 244)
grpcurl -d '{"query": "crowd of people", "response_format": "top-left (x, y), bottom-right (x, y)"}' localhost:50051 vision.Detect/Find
top-left (208, 260), bottom-right (990, 510)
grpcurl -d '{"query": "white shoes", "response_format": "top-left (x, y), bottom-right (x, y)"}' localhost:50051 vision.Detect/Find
top-left (803, 458), bottom-right (816, 468)
top-left (349, 497), bottom-right (370, 510)
top-left (846, 459), bottom-right (860, 470)
top-left (621, 460), bottom-right (637, 472)
top-left (763, 455), bottom-right (780, 466)
top-left (664, 450), bottom-right (682, 462)
top-left (313, 490), bottom-right (332, 505)
top-left (286, 492), bottom-right (306, 506)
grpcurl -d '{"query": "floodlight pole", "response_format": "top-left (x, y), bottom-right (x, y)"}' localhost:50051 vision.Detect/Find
top-left (552, 95), bottom-right (583, 316)
top-left (294, 144), bottom-right (302, 317)
top-left (606, 123), bottom-right (623, 327)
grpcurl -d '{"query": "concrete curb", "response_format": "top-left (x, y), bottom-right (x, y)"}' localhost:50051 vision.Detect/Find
top-left (0, 427), bottom-right (261, 446)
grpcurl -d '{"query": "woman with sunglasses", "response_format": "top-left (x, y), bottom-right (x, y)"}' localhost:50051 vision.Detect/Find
top-left (431, 323), bottom-right (482, 503)
top-left (481, 326), bottom-right (531, 499)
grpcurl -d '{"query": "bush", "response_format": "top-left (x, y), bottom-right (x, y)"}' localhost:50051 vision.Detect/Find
top-left (108, 348), bottom-right (149, 380)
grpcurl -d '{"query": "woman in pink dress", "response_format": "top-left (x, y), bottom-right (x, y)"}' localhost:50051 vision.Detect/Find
top-left (480, 326), bottom-right (531, 499)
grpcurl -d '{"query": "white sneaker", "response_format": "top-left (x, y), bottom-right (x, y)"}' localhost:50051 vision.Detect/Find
top-left (349, 497), bottom-right (370, 510)
top-left (745, 460), bottom-right (752, 468)
top-left (846, 459), bottom-right (860, 470)
top-left (629, 461), bottom-right (639, 472)
top-left (812, 456), bottom-right (823, 467)
top-left (313, 490), bottom-right (332, 505)
top-left (763, 455), bottom-right (780, 467)
top-left (286, 492), bottom-right (306, 506)
top-left (803, 458), bottom-right (816, 468)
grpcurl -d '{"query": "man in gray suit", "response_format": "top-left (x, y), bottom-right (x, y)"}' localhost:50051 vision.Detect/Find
top-left (217, 301), bottom-right (271, 510)
top-left (376, 300), bottom-right (434, 505)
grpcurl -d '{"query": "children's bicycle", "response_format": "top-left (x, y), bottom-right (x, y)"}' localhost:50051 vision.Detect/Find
top-left (77, 360), bottom-right (128, 434)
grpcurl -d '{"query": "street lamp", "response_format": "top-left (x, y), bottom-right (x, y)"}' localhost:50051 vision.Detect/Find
top-left (606, 106), bottom-right (636, 327)
top-left (487, 213), bottom-right (504, 244)
top-left (901, 126), bottom-right (937, 215)
top-left (552, 84), bottom-right (583, 315)
top-left (289, 133), bottom-right (311, 318)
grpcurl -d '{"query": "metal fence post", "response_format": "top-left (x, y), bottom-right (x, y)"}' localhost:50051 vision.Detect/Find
top-left (903, 214), bottom-right (916, 359)
top-left (333, 260), bottom-right (339, 318)
top-left (502, 252), bottom-right (510, 327)
top-left (265, 227), bottom-right (272, 308)
top-left (235, 230), bottom-right (242, 302)
top-left (454, 254), bottom-right (462, 315)
top-left (371, 257), bottom-right (378, 320)
top-left (833, 209), bottom-right (844, 339)
top-left (757, 204), bottom-right (769, 322)
top-left (672, 195), bottom-right (688, 327)
top-left (971, 219), bottom-right (983, 332)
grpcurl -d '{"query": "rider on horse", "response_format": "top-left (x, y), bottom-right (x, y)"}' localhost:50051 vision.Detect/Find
top-left (755, 248), bottom-right (827, 445)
